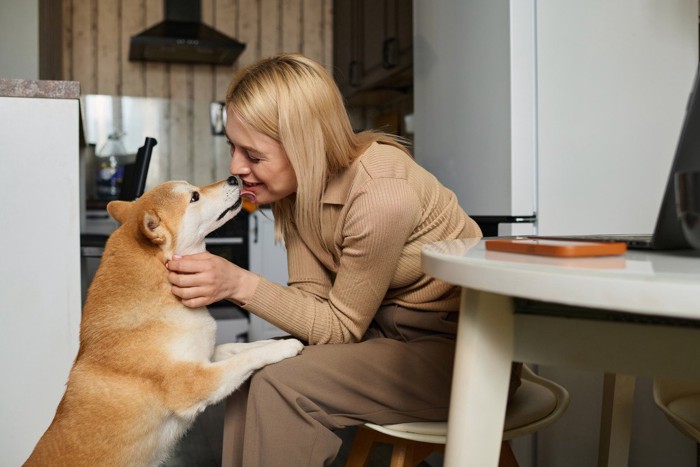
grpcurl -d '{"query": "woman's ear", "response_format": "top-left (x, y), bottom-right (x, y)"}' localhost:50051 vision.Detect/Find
top-left (106, 201), bottom-right (131, 225)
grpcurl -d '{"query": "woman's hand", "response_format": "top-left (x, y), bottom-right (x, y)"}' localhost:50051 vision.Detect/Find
top-left (166, 252), bottom-right (247, 308)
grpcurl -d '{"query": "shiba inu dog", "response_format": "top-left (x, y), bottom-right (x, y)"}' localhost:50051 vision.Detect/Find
top-left (25, 176), bottom-right (303, 467)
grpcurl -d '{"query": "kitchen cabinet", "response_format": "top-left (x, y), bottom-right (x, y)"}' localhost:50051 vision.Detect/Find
top-left (333, 0), bottom-right (413, 100)
top-left (0, 80), bottom-right (82, 466)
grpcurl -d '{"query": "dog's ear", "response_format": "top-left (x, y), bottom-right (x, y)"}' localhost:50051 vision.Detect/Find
top-left (140, 210), bottom-right (167, 245)
top-left (106, 201), bottom-right (131, 225)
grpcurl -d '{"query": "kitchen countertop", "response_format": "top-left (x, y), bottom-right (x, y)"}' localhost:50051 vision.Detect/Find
top-left (0, 78), bottom-right (80, 99)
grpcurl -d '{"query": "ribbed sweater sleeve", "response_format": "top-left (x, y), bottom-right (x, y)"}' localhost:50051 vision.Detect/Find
top-left (242, 142), bottom-right (482, 345)
top-left (243, 177), bottom-right (421, 344)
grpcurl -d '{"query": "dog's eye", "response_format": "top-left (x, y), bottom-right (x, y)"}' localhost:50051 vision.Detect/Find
top-left (190, 191), bottom-right (200, 203)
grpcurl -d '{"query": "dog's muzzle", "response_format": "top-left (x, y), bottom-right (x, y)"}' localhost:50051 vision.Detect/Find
top-left (217, 177), bottom-right (243, 221)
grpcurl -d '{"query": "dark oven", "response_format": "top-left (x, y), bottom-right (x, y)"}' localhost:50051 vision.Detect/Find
top-left (205, 211), bottom-right (249, 308)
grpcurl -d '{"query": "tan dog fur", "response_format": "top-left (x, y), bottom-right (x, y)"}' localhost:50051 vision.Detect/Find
top-left (24, 178), bottom-right (303, 467)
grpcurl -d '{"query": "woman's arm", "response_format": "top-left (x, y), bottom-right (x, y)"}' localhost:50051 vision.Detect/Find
top-left (244, 178), bottom-right (421, 344)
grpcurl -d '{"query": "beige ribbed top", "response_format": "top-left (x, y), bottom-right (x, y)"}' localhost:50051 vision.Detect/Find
top-left (243, 142), bottom-right (482, 344)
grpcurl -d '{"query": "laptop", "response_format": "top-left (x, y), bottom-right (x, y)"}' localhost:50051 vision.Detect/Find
top-left (541, 63), bottom-right (700, 250)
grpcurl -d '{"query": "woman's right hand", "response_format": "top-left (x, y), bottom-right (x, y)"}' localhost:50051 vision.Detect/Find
top-left (166, 251), bottom-right (259, 308)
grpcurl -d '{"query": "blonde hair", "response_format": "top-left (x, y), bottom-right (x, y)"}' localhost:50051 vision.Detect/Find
top-left (225, 53), bottom-right (409, 246)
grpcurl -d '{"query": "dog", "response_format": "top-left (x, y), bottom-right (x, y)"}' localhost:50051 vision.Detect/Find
top-left (24, 176), bottom-right (303, 467)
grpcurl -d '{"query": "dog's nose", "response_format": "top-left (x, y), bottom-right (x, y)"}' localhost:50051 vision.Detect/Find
top-left (227, 176), bottom-right (239, 186)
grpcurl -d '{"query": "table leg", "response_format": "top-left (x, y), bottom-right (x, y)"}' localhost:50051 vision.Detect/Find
top-left (444, 289), bottom-right (515, 467)
top-left (597, 373), bottom-right (636, 467)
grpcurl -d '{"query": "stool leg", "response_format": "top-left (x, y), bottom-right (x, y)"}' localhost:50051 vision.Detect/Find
top-left (390, 439), bottom-right (442, 467)
top-left (345, 427), bottom-right (377, 467)
top-left (390, 438), bottom-right (411, 467)
top-left (499, 441), bottom-right (519, 467)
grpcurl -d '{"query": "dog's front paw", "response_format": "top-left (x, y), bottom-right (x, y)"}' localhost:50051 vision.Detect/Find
top-left (273, 338), bottom-right (305, 359)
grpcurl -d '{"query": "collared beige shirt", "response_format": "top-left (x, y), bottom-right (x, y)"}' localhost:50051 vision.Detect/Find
top-left (243, 142), bottom-right (481, 344)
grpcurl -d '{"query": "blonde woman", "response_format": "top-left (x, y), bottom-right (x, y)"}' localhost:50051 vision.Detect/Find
top-left (167, 53), bottom-right (520, 466)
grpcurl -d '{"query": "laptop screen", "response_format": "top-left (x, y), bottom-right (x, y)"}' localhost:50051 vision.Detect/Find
top-left (651, 62), bottom-right (700, 249)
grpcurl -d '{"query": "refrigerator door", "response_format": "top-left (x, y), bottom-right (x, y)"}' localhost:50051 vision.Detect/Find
top-left (413, 0), bottom-right (537, 222)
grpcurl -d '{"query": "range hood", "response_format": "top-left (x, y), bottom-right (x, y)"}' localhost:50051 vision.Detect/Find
top-left (129, 0), bottom-right (245, 66)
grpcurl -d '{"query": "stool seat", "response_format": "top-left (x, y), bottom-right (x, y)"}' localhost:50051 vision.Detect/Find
top-left (654, 378), bottom-right (700, 442)
top-left (346, 365), bottom-right (569, 467)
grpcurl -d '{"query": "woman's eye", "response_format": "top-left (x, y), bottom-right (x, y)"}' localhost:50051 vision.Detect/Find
top-left (190, 191), bottom-right (200, 203)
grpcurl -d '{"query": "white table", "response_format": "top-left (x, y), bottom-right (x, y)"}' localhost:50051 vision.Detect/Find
top-left (421, 238), bottom-right (700, 467)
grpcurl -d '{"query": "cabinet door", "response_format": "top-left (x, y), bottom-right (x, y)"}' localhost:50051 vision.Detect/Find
top-left (248, 209), bottom-right (289, 341)
top-left (333, 0), bottom-right (355, 96)
top-left (359, 0), bottom-right (388, 85)
top-left (361, 0), bottom-right (412, 88)
top-left (333, 0), bottom-right (413, 97)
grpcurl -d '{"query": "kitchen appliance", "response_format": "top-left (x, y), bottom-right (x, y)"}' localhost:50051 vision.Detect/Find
top-left (205, 212), bottom-right (251, 343)
top-left (413, 0), bottom-right (696, 239)
top-left (128, 0), bottom-right (245, 65)
top-left (675, 169), bottom-right (700, 250)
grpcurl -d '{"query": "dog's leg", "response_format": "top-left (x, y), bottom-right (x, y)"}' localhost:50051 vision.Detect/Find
top-left (206, 338), bottom-right (304, 405)
top-left (172, 338), bottom-right (304, 417)
top-left (212, 340), bottom-right (284, 362)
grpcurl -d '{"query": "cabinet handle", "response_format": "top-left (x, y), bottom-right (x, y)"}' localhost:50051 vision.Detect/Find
top-left (382, 38), bottom-right (398, 69)
top-left (252, 214), bottom-right (259, 244)
top-left (349, 60), bottom-right (361, 87)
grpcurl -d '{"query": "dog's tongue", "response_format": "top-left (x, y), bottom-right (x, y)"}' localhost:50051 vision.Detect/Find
top-left (242, 191), bottom-right (257, 203)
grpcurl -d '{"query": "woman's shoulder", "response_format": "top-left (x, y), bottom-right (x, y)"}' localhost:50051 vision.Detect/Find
top-left (356, 141), bottom-right (417, 180)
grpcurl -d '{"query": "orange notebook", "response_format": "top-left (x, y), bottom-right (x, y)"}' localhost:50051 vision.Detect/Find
top-left (485, 238), bottom-right (627, 258)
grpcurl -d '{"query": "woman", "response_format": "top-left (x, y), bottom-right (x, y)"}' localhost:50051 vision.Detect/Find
top-left (167, 53), bottom-right (519, 466)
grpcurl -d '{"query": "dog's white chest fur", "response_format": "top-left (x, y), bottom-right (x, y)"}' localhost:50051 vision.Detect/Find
top-left (165, 306), bottom-right (218, 362)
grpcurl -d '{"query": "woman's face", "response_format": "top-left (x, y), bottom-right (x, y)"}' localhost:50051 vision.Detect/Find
top-left (226, 110), bottom-right (297, 205)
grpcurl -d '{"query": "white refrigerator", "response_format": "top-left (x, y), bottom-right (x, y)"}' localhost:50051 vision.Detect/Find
top-left (413, 1), bottom-right (698, 466)
top-left (414, 0), bottom-right (697, 239)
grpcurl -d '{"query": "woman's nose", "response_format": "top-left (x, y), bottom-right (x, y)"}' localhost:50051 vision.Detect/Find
top-left (229, 156), bottom-right (251, 176)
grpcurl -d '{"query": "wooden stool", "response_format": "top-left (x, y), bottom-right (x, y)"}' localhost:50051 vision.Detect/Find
top-left (345, 365), bottom-right (569, 467)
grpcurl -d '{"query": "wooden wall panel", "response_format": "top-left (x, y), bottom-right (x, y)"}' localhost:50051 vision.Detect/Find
top-left (62, 0), bottom-right (73, 81)
top-left (144, 0), bottom-right (167, 98)
top-left (282, 0), bottom-right (302, 53)
top-left (63, 0), bottom-right (333, 184)
top-left (63, 0), bottom-right (332, 97)
top-left (214, 0), bottom-right (239, 98)
top-left (169, 66), bottom-right (193, 181)
top-left (323, 0), bottom-right (333, 69)
top-left (96, 0), bottom-right (120, 95)
top-left (302, 0), bottom-right (324, 64)
top-left (261, 0), bottom-right (281, 58)
top-left (237, 0), bottom-right (261, 68)
top-left (71, 0), bottom-right (97, 94)
top-left (120, 0), bottom-right (145, 96)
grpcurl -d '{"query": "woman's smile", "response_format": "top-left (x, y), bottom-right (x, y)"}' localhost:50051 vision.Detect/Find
top-left (226, 111), bottom-right (298, 205)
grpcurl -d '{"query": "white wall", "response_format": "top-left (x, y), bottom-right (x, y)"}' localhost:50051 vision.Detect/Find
top-left (0, 0), bottom-right (39, 79)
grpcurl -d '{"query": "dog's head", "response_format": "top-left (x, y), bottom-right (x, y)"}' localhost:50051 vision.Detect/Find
top-left (106, 176), bottom-right (242, 259)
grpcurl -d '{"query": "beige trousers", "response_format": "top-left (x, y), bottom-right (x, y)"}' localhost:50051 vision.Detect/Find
top-left (221, 305), bottom-right (519, 467)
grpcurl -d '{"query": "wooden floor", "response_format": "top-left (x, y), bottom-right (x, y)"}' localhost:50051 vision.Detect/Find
top-left (163, 402), bottom-right (441, 466)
